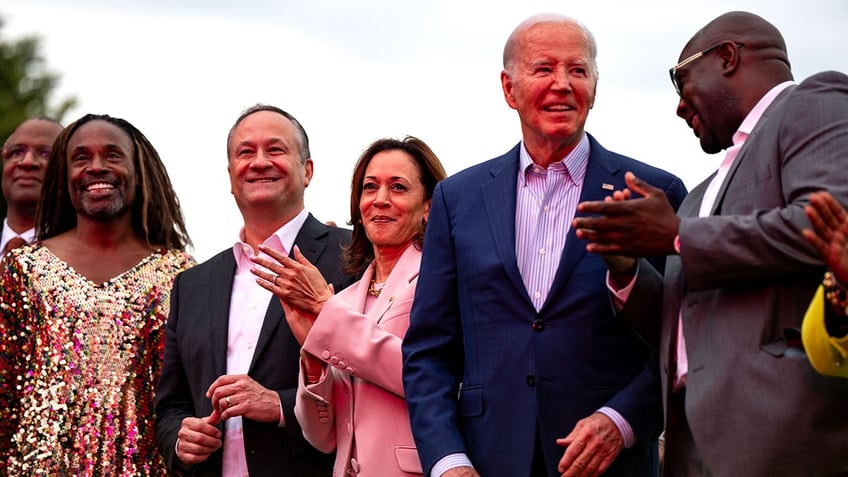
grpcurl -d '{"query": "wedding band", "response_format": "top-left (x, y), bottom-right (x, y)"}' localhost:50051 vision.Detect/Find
top-left (274, 276), bottom-right (280, 286)
top-left (226, 396), bottom-right (232, 408)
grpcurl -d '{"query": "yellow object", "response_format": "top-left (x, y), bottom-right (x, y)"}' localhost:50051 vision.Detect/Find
top-left (802, 285), bottom-right (848, 378)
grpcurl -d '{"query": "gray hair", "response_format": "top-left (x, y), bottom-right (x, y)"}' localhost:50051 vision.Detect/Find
top-left (502, 13), bottom-right (598, 79)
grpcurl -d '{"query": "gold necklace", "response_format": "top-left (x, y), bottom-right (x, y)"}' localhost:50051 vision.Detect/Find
top-left (368, 277), bottom-right (384, 298)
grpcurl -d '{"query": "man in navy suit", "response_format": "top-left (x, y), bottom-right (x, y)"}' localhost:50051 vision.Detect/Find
top-left (155, 104), bottom-right (355, 476)
top-left (402, 13), bottom-right (687, 477)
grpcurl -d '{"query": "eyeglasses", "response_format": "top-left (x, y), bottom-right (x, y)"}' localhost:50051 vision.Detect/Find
top-left (669, 42), bottom-right (743, 96)
top-left (2, 145), bottom-right (51, 165)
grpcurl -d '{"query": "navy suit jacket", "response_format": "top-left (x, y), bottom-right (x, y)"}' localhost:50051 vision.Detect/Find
top-left (403, 135), bottom-right (687, 477)
top-left (155, 214), bottom-right (356, 477)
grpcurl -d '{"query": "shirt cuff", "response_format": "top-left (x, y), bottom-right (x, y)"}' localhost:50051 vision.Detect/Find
top-left (278, 400), bottom-right (286, 427)
top-left (597, 406), bottom-right (635, 448)
top-left (432, 453), bottom-right (474, 477)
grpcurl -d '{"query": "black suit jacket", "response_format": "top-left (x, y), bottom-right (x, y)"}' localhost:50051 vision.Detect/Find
top-left (155, 214), bottom-right (356, 477)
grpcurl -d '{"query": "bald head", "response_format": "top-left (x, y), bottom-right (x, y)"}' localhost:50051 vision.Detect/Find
top-left (682, 11), bottom-right (792, 77)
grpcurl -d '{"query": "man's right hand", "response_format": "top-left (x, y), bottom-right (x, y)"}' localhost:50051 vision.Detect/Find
top-left (176, 415), bottom-right (223, 465)
top-left (441, 467), bottom-right (480, 477)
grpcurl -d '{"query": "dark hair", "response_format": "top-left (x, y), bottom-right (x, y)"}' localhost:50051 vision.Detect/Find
top-left (344, 136), bottom-right (447, 275)
top-left (226, 104), bottom-right (310, 162)
top-left (36, 113), bottom-right (192, 251)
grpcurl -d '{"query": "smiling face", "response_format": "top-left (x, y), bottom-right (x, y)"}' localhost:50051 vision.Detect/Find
top-left (66, 120), bottom-right (137, 221)
top-left (228, 110), bottom-right (312, 220)
top-left (359, 149), bottom-right (430, 252)
top-left (2, 119), bottom-right (63, 212)
top-left (673, 43), bottom-right (740, 155)
top-left (501, 20), bottom-right (597, 159)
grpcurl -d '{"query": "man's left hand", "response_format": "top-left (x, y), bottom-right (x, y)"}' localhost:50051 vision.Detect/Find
top-left (573, 172), bottom-right (680, 257)
top-left (556, 412), bottom-right (624, 477)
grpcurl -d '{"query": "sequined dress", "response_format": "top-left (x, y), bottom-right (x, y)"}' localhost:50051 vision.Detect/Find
top-left (0, 244), bottom-right (194, 476)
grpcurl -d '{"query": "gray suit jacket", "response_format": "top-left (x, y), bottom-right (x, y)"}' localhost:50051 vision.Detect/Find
top-left (155, 214), bottom-right (356, 477)
top-left (623, 71), bottom-right (848, 476)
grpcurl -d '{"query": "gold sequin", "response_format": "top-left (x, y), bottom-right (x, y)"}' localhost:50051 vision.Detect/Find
top-left (0, 244), bottom-right (194, 475)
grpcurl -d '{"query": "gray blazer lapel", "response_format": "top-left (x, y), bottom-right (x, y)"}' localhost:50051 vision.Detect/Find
top-left (711, 85), bottom-right (794, 215)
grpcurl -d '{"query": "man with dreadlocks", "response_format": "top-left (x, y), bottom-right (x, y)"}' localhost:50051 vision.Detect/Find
top-left (0, 113), bottom-right (194, 475)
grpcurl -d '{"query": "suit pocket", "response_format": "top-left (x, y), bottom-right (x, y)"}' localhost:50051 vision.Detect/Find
top-left (761, 327), bottom-right (805, 358)
top-left (459, 385), bottom-right (483, 417)
top-left (395, 446), bottom-right (423, 473)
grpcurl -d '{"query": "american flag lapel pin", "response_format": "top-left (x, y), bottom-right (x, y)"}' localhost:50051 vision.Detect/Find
top-left (602, 183), bottom-right (614, 191)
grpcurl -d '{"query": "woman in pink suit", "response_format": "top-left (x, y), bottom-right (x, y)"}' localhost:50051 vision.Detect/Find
top-left (250, 136), bottom-right (446, 476)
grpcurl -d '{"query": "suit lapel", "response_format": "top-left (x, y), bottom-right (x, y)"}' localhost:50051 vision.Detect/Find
top-left (481, 145), bottom-right (531, 303)
top-left (544, 137), bottom-right (618, 305)
top-left (208, 252), bottom-right (237, 377)
top-left (710, 84), bottom-right (794, 215)
top-left (249, 214), bottom-right (328, 371)
top-left (373, 246), bottom-right (422, 323)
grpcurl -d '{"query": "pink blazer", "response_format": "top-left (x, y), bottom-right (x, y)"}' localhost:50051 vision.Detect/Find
top-left (295, 245), bottom-right (423, 477)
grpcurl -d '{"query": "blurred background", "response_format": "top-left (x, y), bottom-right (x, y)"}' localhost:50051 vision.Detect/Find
top-left (3, 0), bottom-right (846, 261)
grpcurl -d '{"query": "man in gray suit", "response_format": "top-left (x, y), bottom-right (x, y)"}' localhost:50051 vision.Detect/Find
top-left (155, 104), bottom-right (355, 476)
top-left (573, 11), bottom-right (848, 476)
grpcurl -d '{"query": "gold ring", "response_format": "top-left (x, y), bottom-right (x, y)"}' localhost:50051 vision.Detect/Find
top-left (274, 276), bottom-right (280, 287)
top-left (226, 396), bottom-right (232, 408)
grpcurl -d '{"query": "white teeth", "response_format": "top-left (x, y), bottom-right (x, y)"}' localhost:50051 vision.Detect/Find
top-left (547, 105), bottom-right (572, 111)
top-left (85, 183), bottom-right (114, 192)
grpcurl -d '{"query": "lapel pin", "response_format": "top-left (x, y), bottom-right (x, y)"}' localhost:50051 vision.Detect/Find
top-left (602, 183), bottom-right (614, 190)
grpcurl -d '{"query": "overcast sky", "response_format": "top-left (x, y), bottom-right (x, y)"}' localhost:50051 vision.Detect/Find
top-left (5, 0), bottom-right (847, 261)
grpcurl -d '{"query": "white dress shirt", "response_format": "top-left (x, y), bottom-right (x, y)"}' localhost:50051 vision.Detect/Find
top-left (221, 208), bottom-right (308, 477)
top-left (0, 219), bottom-right (35, 257)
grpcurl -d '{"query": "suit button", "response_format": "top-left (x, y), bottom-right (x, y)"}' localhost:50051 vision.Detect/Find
top-left (526, 374), bottom-right (535, 386)
top-left (532, 319), bottom-right (545, 331)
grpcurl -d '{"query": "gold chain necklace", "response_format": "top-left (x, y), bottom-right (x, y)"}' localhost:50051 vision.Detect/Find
top-left (368, 277), bottom-right (384, 298)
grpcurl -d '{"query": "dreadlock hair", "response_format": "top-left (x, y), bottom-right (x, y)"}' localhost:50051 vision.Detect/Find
top-left (36, 113), bottom-right (192, 251)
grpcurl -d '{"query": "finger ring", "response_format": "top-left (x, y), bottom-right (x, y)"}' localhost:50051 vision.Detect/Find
top-left (274, 275), bottom-right (280, 287)
top-left (226, 396), bottom-right (232, 408)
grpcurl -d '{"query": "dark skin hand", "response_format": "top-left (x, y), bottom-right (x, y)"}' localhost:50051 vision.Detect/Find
top-left (804, 191), bottom-right (848, 286)
top-left (573, 172), bottom-right (680, 258)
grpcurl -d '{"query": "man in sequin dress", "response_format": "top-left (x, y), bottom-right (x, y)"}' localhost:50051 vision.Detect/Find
top-left (1, 117), bottom-right (63, 257)
top-left (0, 113), bottom-right (194, 476)
top-left (155, 104), bottom-right (355, 477)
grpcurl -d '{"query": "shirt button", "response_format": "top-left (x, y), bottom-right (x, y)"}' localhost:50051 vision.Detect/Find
top-left (539, 248), bottom-right (545, 255)
top-left (534, 292), bottom-right (541, 299)
top-left (532, 319), bottom-right (545, 332)
top-left (526, 374), bottom-right (536, 386)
